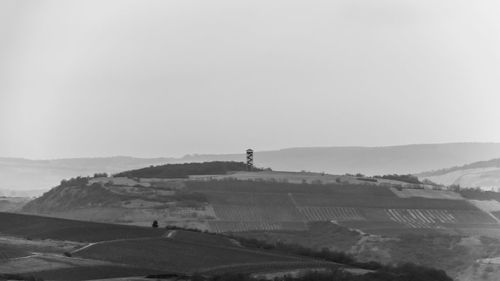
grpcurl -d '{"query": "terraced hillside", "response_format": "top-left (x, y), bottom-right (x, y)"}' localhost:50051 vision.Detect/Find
top-left (21, 166), bottom-right (400, 229)
top-left (20, 161), bottom-right (500, 237)
top-left (186, 180), bottom-right (500, 236)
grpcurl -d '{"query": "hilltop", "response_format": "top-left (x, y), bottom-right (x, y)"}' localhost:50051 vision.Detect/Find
top-left (115, 161), bottom-right (260, 178)
top-left (5, 142), bottom-right (500, 192)
top-left (417, 158), bottom-right (500, 189)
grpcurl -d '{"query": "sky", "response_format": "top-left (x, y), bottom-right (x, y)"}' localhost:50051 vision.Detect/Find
top-left (1, 0), bottom-right (500, 159)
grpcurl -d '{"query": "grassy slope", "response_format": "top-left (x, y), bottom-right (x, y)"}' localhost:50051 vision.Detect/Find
top-left (73, 230), bottom-right (339, 275)
top-left (28, 266), bottom-right (170, 281)
top-left (74, 237), bottom-right (307, 274)
top-left (187, 180), bottom-right (475, 210)
top-left (0, 244), bottom-right (31, 259)
top-left (0, 212), bottom-right (341, 278)
top-left (234, 222), bottom-right (361, 252)
top-left (233, 224), bottom-right (500, 280)
top-left (0, 212), bottom-right (163, 242)
top-left (460, 189), bottom-right (500, 202)
top-left (170, 229), bottom-right (240, 248)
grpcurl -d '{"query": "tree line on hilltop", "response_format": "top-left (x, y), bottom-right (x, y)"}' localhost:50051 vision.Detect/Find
top-left (115, 161), bottom-right (262, 179)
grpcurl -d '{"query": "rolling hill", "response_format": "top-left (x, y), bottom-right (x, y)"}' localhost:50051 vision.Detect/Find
top-left (0, 212), bottom-right (355, 281)
top-left (5, 142), bottom-right (500, 193)
top-left (418, 158), bottom-right (500, 189)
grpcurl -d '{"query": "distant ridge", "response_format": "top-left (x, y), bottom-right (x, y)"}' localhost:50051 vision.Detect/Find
top-left (417, 158), bottom-right (500, 188)
top-left (178, 143), bottom-right (500, 175)
top-left (3, 142), bottom-right (500, 192)
top-left (419, 158), bottom-right (500, 177)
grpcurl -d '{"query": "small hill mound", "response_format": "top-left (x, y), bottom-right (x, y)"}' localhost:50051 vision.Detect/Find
top-left (115, 161), bottom-right (259, 179)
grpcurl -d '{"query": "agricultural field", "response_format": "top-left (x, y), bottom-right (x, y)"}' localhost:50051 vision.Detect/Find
top-left (190, 171), bottom-right (344, 185)
top-left (27, 266), bottom-right (170, 281)
top-left (385, 209), bottom-right (457, 228)
top-left (189, 170), bottom-right (411, 187)
top-left (213, 205), bottom-right (302, 222)
top-left (234, 222), bottom-right (362, 252)
top-left (73, 237), bottom-right (314, 274)
top-left (200, 261), bottom-right (343, 276)
top-left (389, 188), bottom-right (464, 200)
top-left (0, 212), bottom-right (354, 280)
top-left (290, 192), bottom-right (475, 209)
top-left (298, 207), bottom-right (365, 222)
top-left (0, 235), bottom-right (83, 258)
top-left (0, 244), bottom-right (31, 260)
top-left (0, 212), bottom-right (163, 242)
top-left (186, 180), bottom-right (495, 235)
top-left (0, 254), bottom-right (116, 275)
top-left (209, 221), bottom-right (308, 233)
top-left (168, 229), bottom-right (240, 247)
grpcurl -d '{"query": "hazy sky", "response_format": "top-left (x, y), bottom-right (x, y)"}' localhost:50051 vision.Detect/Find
top-left (1, 0), bottom-right (500, 159)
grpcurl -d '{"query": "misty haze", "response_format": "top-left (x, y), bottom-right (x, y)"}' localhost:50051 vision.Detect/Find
top-left (1, 1), bottom-right (500, 281)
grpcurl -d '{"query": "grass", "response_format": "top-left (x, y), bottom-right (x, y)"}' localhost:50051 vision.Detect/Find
top-left (0, 212), bottom-right (164, 242)
top-left (74, 237), bottom-right (306, 274)
top-left (0, 244), bottom-right (31, 259)
top-left (186, 180), bottom-right (490, 235)
top-left (199, 261), bottom-right (341, 275)
top-left (186, 180), bottom-right (397, 195)
top-left (290, 193), bottom-right (475, 209)
top-left (170, 230), bottom-right (239, 248)
top-left (234, 222), bottom-right (361, 252)
top-left (29, 266), bottom-right (169, 281)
